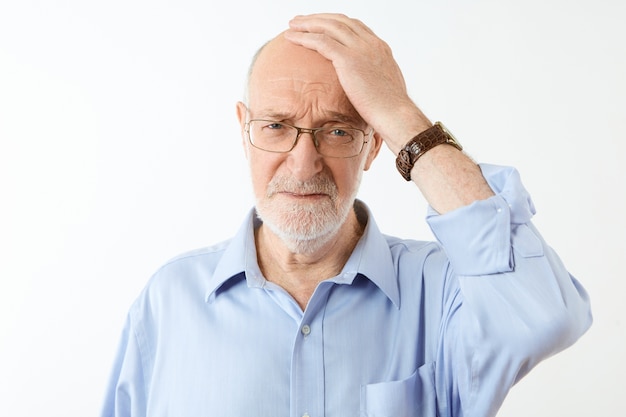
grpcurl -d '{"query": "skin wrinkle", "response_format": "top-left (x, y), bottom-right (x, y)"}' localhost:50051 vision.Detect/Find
top-left (251, 108), bottom-right (364, 129)
top-left (249, 93), bottom-right (360, 129)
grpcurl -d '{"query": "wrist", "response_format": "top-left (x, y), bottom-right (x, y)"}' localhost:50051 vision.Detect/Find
top-left (378, 104), bottom-right (432, 155)
top-left (395, 122), bottom-right (463, 181)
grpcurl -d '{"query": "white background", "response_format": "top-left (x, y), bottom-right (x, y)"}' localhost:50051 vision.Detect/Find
top-left (0, 0), bottom-right (623, 415)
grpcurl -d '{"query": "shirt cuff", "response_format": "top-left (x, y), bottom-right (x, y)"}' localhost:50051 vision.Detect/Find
top-left (426, 164), bottom-right (536, 276)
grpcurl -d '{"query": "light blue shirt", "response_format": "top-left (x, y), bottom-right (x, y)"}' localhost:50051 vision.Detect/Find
top-left (101, 164), bottom-right (591, 417)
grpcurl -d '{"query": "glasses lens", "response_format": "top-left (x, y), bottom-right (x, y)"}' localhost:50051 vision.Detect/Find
top-left (247, 120), bottom-right (366, 157)
top-left (248, 121), bottom-right (297, 153)
top-left (316, 128), bottom-right (364, 158)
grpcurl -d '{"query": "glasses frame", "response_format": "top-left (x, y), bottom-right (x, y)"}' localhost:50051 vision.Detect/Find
top-left (244, 119), bottom-right (374, 158)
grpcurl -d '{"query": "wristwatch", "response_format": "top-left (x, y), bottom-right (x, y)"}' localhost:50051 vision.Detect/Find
top-left (395, 122), bottom-right (463, 181)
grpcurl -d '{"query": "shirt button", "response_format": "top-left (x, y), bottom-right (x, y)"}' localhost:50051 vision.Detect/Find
top-left (301, 324), bottom-right (311, 336)
top-left (302, 413), bottom-right (310, 417)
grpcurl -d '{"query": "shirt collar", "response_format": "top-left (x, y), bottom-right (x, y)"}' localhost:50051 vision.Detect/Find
top-left (205, 201), bottom-right (399, 308)
top-left (204, 209), bottom-right (260, 302)
top-left (340, 201), bottom-right (400, 307)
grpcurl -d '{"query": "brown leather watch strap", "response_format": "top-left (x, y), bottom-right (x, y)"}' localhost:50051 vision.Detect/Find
top-left (395, 122), bottom-right (463, 181)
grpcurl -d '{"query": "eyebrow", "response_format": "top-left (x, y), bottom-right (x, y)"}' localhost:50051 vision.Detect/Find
top-left (250, 109), bottom-right (365, 127)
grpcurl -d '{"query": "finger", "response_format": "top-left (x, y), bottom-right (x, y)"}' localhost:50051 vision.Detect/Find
top-left (291, 13), bottom-right (376, 37)
top-left (283, 30), bottom-right (348, 61)
top-left (285, 16), bottom-right (381, 64)
top-left (288, 14), bottom-right (375, 47)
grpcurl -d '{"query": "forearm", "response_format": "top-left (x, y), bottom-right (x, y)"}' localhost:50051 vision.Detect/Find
top-left (382, 105), bottom-right (494, 214)
top-left (411, 143), bottom-right (494, 214)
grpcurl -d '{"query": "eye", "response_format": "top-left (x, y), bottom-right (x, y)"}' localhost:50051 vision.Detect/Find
top-left (264, 122), bottom-right (285, 130)
top-left (328, 128), bottom-right (349, 137)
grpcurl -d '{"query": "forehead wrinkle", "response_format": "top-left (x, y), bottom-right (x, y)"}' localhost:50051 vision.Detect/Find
top-left (256, 81), bottom-right (337, 108)
top-left (250, 107), bottom-right (365, 128)
top-left (249, 90), bottom-right (363, 125)
top-left (248, 63), bottom-right (365, 127)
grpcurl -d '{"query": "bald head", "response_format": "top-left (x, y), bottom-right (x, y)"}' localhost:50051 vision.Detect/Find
top-left (243, 40), bottom-right (271, 104)
top-left (243, 33), bottom-right (361, 127)
top-left (245, 33), bottom-right (336, 102)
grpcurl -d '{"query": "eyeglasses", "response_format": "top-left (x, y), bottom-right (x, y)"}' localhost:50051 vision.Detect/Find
top-left (244, 119), bottom-right (373, 158)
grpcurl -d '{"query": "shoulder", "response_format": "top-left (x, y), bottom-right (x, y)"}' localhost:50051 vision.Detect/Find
top-left (131, 239), bottom-right (234, 314)
top-left (384, 234), bottom-right (438, 252)
top-left (384, 234), bottom-right (445, 264)
top-left (155, 239), bottom-right (232, 277)
top-left (384, 234), bottom-right (454, 287)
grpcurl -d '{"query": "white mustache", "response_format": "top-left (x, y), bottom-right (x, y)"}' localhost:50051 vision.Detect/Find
top-left (266, 174), bottom-right (338, 200)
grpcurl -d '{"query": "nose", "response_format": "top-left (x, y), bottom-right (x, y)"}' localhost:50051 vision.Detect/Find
top-left (286, 130), bottom-right (324, 182)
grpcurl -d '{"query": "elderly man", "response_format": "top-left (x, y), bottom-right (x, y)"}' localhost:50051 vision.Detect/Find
top-left (101, 14), bottom-right (591, 417)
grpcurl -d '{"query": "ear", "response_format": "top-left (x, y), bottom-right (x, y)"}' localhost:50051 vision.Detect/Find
top-left (236, 101), bottom-right (250, 159)
top-left (363, 131), bottom-right (383, 171)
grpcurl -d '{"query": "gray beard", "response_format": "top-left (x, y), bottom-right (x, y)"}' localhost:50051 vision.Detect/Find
top-left (255, 173), bottom-right (361, 254)
top-left (258, 200), bottom-right (350, 254)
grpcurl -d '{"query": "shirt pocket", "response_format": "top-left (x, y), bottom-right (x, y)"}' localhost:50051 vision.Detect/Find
top-left (360, 362), bottom-right (436, 417)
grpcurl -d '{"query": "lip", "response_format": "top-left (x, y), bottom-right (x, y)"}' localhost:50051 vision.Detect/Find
top-left (278, 191), bottom-right (328, 199)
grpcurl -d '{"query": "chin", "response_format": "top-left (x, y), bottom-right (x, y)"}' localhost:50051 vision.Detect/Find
top-left (256, 198), bottom-right (351, 254)
top-left (273, 229), bottom-right (337, 255)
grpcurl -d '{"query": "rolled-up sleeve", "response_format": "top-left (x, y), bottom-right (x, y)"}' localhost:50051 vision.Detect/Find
top-left (427, 164), bottom-right (537, 275)
top-left (426, 164), bottom-right (592, 417)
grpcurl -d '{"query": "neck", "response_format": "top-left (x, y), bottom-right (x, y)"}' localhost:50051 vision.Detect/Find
top-left (255, 209), bottom-right (365, 310)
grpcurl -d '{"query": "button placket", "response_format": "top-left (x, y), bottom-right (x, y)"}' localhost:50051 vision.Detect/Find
top-left (291, 282), bottom-right (333, 417)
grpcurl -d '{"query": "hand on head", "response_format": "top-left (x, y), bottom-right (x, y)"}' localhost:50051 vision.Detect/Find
top-left (283, 13), bottom-right (430, 151)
